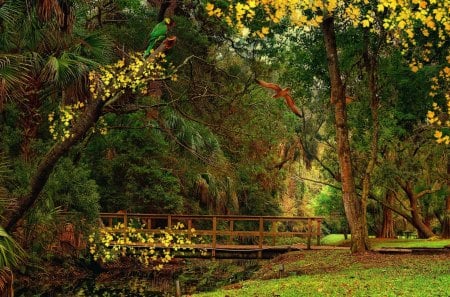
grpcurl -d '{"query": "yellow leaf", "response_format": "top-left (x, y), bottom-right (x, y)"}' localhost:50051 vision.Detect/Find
top-left (434, 130), bottom-right (443, 138)
top-left (362, 19), bottom-right (370, 27)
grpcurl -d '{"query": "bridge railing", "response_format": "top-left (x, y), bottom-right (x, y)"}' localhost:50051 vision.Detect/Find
top-left (99, 213), bottom-right (322, 256)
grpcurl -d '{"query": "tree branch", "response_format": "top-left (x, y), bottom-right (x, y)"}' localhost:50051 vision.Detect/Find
top-left (3, 37), bottom-right (178, 232)
top-left (293, 175), bottom-right (341, 191)
top-left (368, 193), bottom-right (412, 223)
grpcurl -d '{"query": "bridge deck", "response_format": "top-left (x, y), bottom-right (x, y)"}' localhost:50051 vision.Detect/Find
top-left (97, 213), bottom-right (324, 259)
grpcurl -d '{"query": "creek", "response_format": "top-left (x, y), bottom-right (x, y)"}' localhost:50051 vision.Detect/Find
top-left (16, 259), bottom-right (263, 297)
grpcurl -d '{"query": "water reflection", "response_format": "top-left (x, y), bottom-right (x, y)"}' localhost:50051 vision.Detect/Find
top-left (60, 278), bottom-right (167, 297)
top-left (17, 259), bottom-right (263, 296)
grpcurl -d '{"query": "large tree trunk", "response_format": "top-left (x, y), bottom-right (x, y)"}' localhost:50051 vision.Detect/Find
top-left (4, 98), bottom-right (105, 232)
top-left (379, 191), bottom-right (395, 238)
top-left (442, 194), bottom-right (450, 238)
top-left (441, 157), bottom-right (450, 238)
top-left (19, 78), bottom-right (42, 162)
top-left (403, 181), bottom-right (435, 238)
top-left (360, 29), bottom-right (380, 243)
top-left (322, 16), bottom-right (369, 253)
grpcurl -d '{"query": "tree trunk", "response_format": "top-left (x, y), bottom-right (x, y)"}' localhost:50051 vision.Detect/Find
top-left (157, 0), bottom-right (172, 22)
top-left (19, 78), bottom-right (42, 162)
top-left (441, 156), bottom-right (450, 238)
top-left (403, 182), bottom-right (435, 238)
top-left (322, 16), bottom-right (369, 253)
top-left (4, 98), bottom-right (105, 232)
top-left (442, 194), bottom-right (450, 238)
top-left (379, 191), bottom-right (395, 238)
top-left (360, 29), bottom-right (380, 243)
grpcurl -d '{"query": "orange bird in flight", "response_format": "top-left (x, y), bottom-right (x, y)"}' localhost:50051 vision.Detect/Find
top-left (256, 79), bottom-right (303, 118)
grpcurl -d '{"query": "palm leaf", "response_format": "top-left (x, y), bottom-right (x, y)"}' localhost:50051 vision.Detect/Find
top-left (72, 32), bottom-right (114, 64)
top-left (0, 154), bottom-right (25, 268)
top-left (0, 227), bottom-right (26, 269)
top-left (41, 52), bottom-right (89, 86)
top-left (0, 0), bottom-right (20, 27)
top-left (0, 54), bottom-right (29, 106)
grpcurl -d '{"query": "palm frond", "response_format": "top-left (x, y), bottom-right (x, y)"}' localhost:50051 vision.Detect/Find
top-left (0, 267), bottom-right (13, 295)
top-left (72, 32), bottom-right (115, 64)
top-left (18, 9), bottom-right (45, 51)
top-left (41, 52), bottom-right (88, 87)
top-left (0, 0), bottom-right (21, 27)
top-left (194, 173), bottom-right (239, 214)
top-left (0, 227), bottom-right (26, 269)
top-left (0, 154), bottom-right (16, 216)
top-left (0, 54), bottom-right (29, 105)
top-left (0, 155), bottom-right (25, 267)
top-left (162, 109), bottom-right (221, 156)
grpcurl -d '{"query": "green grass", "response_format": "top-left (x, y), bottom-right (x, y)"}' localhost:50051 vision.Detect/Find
top-left (192, 250), bottom-right (450, 297)
top-left (321, 234), bottom-right (450, 249)
top-left (194, 268), bottom-right (449, 297)
top-left (320, 234), bottom-right (351, 245)
top-left (371, 238), bottom-right (450, 249)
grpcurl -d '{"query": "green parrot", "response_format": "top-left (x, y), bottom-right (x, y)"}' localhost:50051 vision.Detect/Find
top-left (143, 18), bottom-right (175, 58)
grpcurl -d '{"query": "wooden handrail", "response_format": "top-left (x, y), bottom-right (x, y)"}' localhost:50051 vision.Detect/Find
top-left (95, 213), bottom-right (323, 257)
top-left (98, 212), bottom-right (324, 220)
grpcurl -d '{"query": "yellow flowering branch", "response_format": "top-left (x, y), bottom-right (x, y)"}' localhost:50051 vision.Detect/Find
top-left (88, 222), bottom-right (206, 270)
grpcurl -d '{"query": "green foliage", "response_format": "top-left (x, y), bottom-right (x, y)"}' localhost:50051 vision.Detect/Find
top-left (0, 226), bottom-right (26, 269)
top-left (123, 161), bottom-right (183, 213)
top-left (0, 156), bottom-right (26, 269)
top-left (42, 158), bottom-right (100, 222)
top-left (313, 187), bottom-right (347, 234)
top-left (83, 112), bottom-right (184, 213)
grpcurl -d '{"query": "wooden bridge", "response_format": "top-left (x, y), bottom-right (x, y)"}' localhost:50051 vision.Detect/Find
top-left (98, 213), bottom-right (323, 259)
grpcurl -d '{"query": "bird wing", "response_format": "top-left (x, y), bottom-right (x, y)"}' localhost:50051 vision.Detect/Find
top-left (150, 21), bottom-right (168, 38)
top-left (284, 94), bottom-right (303, 118)
top-left (144, 21), bottom-right (169, 58)
top-left (256, 79), bottom-right (282, 92)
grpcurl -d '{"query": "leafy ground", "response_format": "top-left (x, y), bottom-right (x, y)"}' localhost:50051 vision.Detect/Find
top-left (192, 249), bottom-right (450, 297)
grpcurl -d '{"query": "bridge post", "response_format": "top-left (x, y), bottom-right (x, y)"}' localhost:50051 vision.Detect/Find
top-left (229, 220), bottom-right (234, 244)
top-left (147, 218), bottom-right (152, 230)
top-left (168, 215), bottom-right (172, 228)
top-left (258, 217), bottom-right (263, 258)
top-left (307, 218), bottom-right (312, 250)
top-left (187, 219), bottom-right (192, 241)
top-left (271, 221), bottom-right (277, 246)
top-left (124, 212), bottom-right (128, 228)
top-left (212, 216), bottom-right (217, 259)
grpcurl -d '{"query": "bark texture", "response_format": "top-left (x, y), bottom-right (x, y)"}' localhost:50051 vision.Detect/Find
top-left (321, 17), bottom-right (369, 253)
top-left (401, 181), bottom-right (436, 238)
top-left (379, 191), bottom-right (395, 238)
top-left (441, 158), bottom-right (450, 238)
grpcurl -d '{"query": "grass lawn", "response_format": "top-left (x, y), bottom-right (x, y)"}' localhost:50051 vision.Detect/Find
top-left (320, 234), bottom-right (350, 246)
top-left (320, 234), bottom-right (450, 249)
top-left (192, 250), bottom-right (450, 297)
top-left (371, 238), bottom-right (450, 249)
